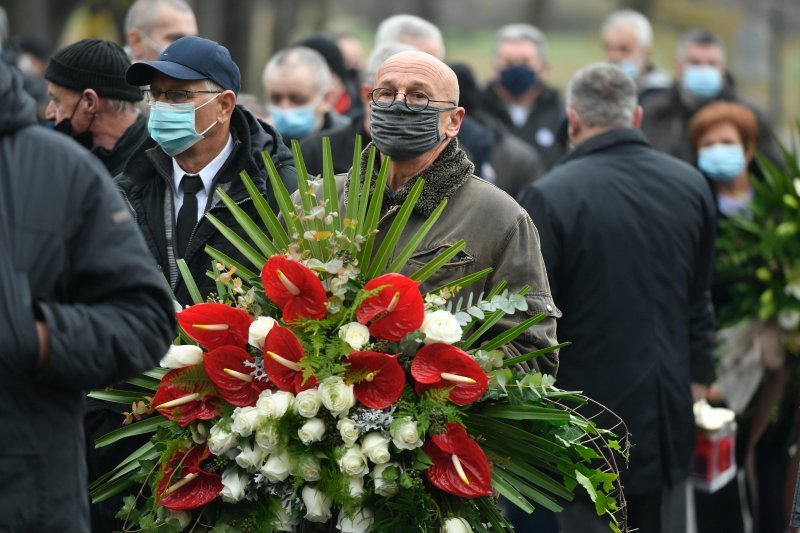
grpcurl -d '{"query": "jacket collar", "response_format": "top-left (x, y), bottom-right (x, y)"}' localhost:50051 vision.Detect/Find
top-left (345, 137), bottom-right (475, 217)
top-left (564, 128), bottom-right (650, 163)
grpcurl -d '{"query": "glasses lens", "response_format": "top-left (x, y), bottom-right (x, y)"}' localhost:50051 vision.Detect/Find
top-left (166, 90), bottom-right (190, 103)
top-left (373, 88), bottom-right (396, 107)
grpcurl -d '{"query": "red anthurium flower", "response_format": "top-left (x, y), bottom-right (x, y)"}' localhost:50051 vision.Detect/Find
top-left (203, 345), bottom-right (271, 407)
top-left (346, 351), bottom-right (406, 409)
top-left (411, 343), bottom-right (489, 405)
top-left (423, 423), bottom-right (492, 498)
top-left (177, 303), bottom-right (253, 350)
top-left (157, 446), bottom-right (223, 511)
top-left (262, 325), bottom-right (317, 393)
top-left (356, 273), bottom-right (424, 341)
top-left (261, 255), bottom-right (328, 323)
top-left (151, 367), bottom-right (223, 427)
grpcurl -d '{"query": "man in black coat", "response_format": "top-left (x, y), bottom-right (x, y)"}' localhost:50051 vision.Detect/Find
top-left (117, 36), bottom-right (297, 305)
top-left (0, 58), bottom-right (175, 532)
top-left (518, 63), bottom-right (716, 533)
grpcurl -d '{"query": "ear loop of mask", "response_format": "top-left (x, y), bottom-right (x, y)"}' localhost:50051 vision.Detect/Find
top-left (68, 93), bottom-right (98, 133)
top-left (196, 92), bottom-right (222, 136)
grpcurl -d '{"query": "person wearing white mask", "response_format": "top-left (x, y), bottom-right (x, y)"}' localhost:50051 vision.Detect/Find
top-left (118, 36), bottom-right (297, 306)
top-left (262, 46), bottom-right (349, 144)
top-left (641, 29), bottom-right (780, 166)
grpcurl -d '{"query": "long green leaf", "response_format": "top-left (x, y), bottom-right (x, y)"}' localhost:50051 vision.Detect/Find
top-left (176, 259), bottom-right (202, 304)
top-left (368, 178), bottom-right (425, 278)
top-left (90, 476), bottom-right (136, 504)
top-left (205, 245), bottom-right (257, 281)
top-left (321, 137), bottom-right (341, 235)
top-left (88, 389), bottom-right (150, 405)
top-left (432, 267), bottom-right (493, 293)
top-left (477, 404), bottom-right (571, 422)
top-left (126, 376), bottom-right (161, 390)
top-left (386, 199), bottom-right (448, 274)
top-left (215, 188), bottom-right (278, 258)
top-left (479, 313), bottom-right (546, 352)
top-left (89, 440), bottom-right (157, 490)
top-left (504, 459), bottom-right (574, 500)
top-left (502, 342), bottom-right (571, 368)
top-left (239, 170), bottom-right (290, 249)
top-left (497, 466), bottom-right (564, 512)
top-left (356, 146), bottom-right (377, 235)
top-left (492, 468), bottom-right (535, 514)
top-left (461, 308), bottom-right (506, 349)
top-left (261, 151), bottom-right (308, 253)
top-left (205, 213), bottom-right (266, 270)
top-left (345, 135), bottom-right (363, 244)
top-left (409, 240), bottom-right (466, 283)
top-left (94, 415), bottom-right (168, 448)
top-left (141, 368), bottom-right (169, 380)
top-left (358, 155), bottom-right (390, 270)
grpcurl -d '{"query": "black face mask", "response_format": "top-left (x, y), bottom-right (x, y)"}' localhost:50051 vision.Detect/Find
top-left (53, 97), bottom-right (95, 150)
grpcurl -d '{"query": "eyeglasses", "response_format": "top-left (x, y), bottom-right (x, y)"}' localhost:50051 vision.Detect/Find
top-left (142, 89), bottom-right (222, 104)
top-left (370, 88), bottom-right (456, 112)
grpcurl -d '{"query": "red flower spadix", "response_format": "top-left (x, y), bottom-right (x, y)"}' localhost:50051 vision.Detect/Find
top-left (346, 351), bottom-right (406, 409)
top-left (157, 446), bottom-right (222, 511)
top-left (423, 423), bottom-right (492, 498)
top-left (356, 273), bottom-right (424, 341)
top-left (177, 303), bottom-right (253, 350)
top-left (411, 343), bottom-right (488, 405)
top-left (152, 367), bottom-right (223, 427)
top-left (203, 345), bottom-right (270, 407)
top-left (261, 255), bottom-right (328, 323)
top-left (262, 325), bottom-right (317, 393)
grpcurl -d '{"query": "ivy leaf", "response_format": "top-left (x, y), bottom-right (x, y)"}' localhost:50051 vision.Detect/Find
top-left (595, 492), bottom-right (618, 516)
top-left (574, 444), bottom-right (601, 461)
top-left (607, 439), bottom-right (622, 452)
top-left (575, 470), bottom-right (597, 503)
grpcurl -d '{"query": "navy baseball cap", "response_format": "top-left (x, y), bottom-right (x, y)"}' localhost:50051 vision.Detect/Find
top-left (126, 36), bottom-right (241, 94)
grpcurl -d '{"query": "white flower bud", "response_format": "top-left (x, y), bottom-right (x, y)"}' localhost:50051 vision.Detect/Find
top-left (442, 517), bottom-right (473, 533)
top-left (248, 316), bottom-right (277, 349)
top-left (160, 344), bottom-right (204, 369)
top-left (337, 418), bottom-right (360, 446)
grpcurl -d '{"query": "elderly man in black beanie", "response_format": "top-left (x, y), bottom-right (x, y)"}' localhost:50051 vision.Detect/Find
top-left (45, 38), bottom-right (148, 176)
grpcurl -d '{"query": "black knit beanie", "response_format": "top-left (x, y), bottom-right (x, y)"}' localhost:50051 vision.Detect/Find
top-left (45, 39), bottom-right (142, 102)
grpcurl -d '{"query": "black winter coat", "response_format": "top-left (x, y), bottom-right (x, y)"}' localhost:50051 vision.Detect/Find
top-left (518, 128), bottom-right (717, 495)
top-left (0, 60), bottom-right (175, 532)
top-left (115, 106), bottom-right (298, 305)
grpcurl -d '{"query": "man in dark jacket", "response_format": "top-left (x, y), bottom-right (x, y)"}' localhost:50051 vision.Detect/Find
top-left (0, 59), bottom-right (175, 532)
top-left (641, 29), bottom-right (780, 166)
top-left (518, 63), bottom-right (716, 533)
top-left (44, 38), bottom-right (149, 177)
top-left (118, 36), bottom-right (297, 305)
top-left (480, 23), bottom-right (565, 170)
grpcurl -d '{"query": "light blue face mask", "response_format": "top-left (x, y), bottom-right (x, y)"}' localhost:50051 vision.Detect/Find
top-left (698, 143), bottom-right (746, 181)
top-left (615, 59), bottom-right (639, 80)
top-left (682, 65), bottom-right (723, 99)
top-left (269, 105), bottom-right (317, 139)
top-left (148, 94), bottom-right (220, 157)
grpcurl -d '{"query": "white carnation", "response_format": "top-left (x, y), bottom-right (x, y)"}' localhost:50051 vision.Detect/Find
top-left (420, 310), bottom-right (463, 344)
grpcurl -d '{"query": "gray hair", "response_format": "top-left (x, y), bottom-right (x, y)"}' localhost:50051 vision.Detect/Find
top-left (0, 6), bottom-right (8, 46)
top-left (124, 0), bottom-right (194, 35)
top-left (375, 14), bottom-right (445, 57)
top-left (363, 42), bottom-right (417, 86)
top-left (495, 23), bottom-right (549, 63)
top-left (263, 46), bottom-right (332, 96)
top-left (677, 29), bottom-right (725, 60)
top-left (566, 63), bottom-right (637, 129)
top-left (107, 98), bottom-right (141, 117)
top-left (602, 9), bottom-right (653, 49)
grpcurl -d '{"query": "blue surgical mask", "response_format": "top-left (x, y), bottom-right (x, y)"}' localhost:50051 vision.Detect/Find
top-left (269, 105), bottom-right (317, 139)
top-left (148, 94), bottom-right (220, 157)
top-left (682, 66), bottom-right (723, 99)
top-left (499, 65), bottom-right (537, 96)
top-left (698, 143), bottom-right (746, 181)
top-left (615, 59), bottom-right (639, 80)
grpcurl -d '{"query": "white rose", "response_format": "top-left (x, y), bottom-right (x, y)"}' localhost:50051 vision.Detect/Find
top-left (294, 388), bottom-right (322, 418)
top-left (360, 432), bottom-right (391, 464)
top-left (337, 418), bottom-right (360, 446)
top-left (347, 476), bottom-right (365, 498)
top-left (207, 423), bottom-right (238, 456)
top-left (319, 377), bottom-right (356, 417)
top-left (786, 282), bottom-right (800, 301)
top-left (248, 316), bottom-right (277, 349)
top-left (295, 454), bottom-right (322, 481)
top-left (337, 507), bottom-right (374, 533)
top-left (298, 417), bottom-right (326, 445)
top-left (778, 309), bottom-right (800, 331)
top-left (339, 322), bottom-right (371, 351)
top-left (220, 468), bottom-right (248, 503)
top-left (420, 310), bottom-right (463, 345)
top-left (160, 344), bottom-right (204, 369)
top-left (390, 418), bottom-right (423, 450)
top-left (168, 510), bottom-right (191, 530)
top-left (338, 444), bottom-right (369, 477)
top-left (254, 424), bottom-right (281, 453)
top-left (234, 442), bottom-right (265, 472)
top-left (302, 485), bottom-right (333, 523)
top-left (257, 390), bottom-right (294, 419)
top-left (273, 505), bottom-right (298, 532)
top-left (260, 449), bottom-right (291, 482)
top-left (232, 406), bottom-right (264, 437)
top-left (370, 462), bottom-right (400, 496)
top-left (442, 517), bottom-right (473, 533)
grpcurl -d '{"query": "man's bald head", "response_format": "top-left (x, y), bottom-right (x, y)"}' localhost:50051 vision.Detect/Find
top-left (376, 50), bottom-right (459, 104)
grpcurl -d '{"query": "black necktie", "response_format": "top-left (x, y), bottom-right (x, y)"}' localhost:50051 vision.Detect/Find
top-left (176, 174), bottom-right (203, 258)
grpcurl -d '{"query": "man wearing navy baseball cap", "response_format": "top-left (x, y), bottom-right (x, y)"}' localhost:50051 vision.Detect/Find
top-left (116, 36), bottom-right (297, 305)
